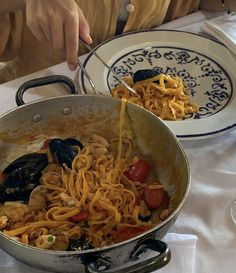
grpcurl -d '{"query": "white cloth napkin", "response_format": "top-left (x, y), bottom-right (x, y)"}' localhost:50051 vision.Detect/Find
top-left (201, 13), bottom-right (236, 56)
top-left (155, 233), bottom-right (198, 273)
top-left (0, 233), bottom-right (197, 273)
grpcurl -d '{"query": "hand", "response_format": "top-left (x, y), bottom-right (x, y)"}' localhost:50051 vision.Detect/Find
top-left (25, 0), bottom-right (92, 70)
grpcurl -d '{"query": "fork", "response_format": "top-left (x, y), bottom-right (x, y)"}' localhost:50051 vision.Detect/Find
top-left (78, 38), bottom-right (138, 96)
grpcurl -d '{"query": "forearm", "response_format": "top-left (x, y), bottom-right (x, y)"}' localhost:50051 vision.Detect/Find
top-left (0, 0), bottom-right (25, 15)
top-left (200, 0), bottom-right (236, 12)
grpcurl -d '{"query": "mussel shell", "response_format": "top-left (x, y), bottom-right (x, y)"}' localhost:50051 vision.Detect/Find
top-left (138, 215), bottom-right (151, 222)
top-left (67, 238), bottom-right (93, 251)
top-left (49, 138), bottom-right (79, 168)
top-left (133, 69), bottom-right (159, 83)
top-left (64, 138), bottom-right (83, 150)
top-left (0, 153), bottom-right (48, 202)
top-left (3, 153), bottom-right (47, 175)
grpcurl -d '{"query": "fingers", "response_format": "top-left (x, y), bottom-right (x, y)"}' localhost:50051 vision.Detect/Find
top-left (25, 2), bottom-right (47, 42)
top-left (25, 0), bottom-right (92, 71)
top-left (64, 10), bottom-right (79, 71)
top-left (40, 20), bottom-right (52, 44)
top-left (64, 7), bottom-right (93, 71)
top-left (50, 15), bottom-right (64, 52)
top-left (78, 7), bottom-right (92, 44)
top-left (26, 19), bottom-right (52, 45)
top-left (27, 23), bottom-right (48, 43)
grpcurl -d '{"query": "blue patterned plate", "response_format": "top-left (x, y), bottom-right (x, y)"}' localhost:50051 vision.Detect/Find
top-left (79, 30), bottom-right (236, 140)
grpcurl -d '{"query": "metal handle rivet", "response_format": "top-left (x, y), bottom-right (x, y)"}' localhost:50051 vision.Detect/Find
top-left (32, 114), bottom-right (42, 122)
top-left (63, 107), bottom-right (72, 115)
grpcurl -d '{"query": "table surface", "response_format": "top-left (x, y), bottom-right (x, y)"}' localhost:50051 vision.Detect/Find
top-left (0, 10), bottom-right (236, 273)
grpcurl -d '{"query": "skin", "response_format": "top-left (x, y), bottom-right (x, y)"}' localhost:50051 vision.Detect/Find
top-left (0, 0), bottom-right (92, 70)
top-left (1, 0), bottom-right (235, 70)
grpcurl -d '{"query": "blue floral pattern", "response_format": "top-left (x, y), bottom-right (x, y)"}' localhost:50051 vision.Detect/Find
top-left (107, 47), bottom-right (232, 120)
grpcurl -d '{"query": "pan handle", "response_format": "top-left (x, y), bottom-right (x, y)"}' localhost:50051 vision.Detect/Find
top-left (15, 75), bottom-right (76, 106)
top-left (85, 239), bottom-right (171, 273)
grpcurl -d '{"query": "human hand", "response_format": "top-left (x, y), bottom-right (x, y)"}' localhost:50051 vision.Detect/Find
top-left (25, 0), bottom-right (92, 70)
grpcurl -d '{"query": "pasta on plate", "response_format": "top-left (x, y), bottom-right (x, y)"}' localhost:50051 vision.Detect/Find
top-left (0, 100), bottom-right (171, 251)
top-left (111, 73), bottom-right (199, 120)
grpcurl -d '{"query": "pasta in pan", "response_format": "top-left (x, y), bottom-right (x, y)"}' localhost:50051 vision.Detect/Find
top-left (111, 73), bottom-right (199, 120)
top-left (0, 100), bottom-right (171, 251)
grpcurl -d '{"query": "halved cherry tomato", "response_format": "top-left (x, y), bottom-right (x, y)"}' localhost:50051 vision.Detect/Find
top-left (69, 210), bottom-right (89, 223)
top-left (112, 226), bottom-right (150, 243)
top-left (124, 159), bottom-right (151, 182)
top-left (143, 188), bottom-right (165, 209)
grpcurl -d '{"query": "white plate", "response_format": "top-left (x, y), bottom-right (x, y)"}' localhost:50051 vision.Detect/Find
top-left (78, 30), bottom-right (236, 140)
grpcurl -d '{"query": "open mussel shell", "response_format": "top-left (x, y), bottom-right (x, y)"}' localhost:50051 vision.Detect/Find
top-left (64, 138), bottom-right (83, 150)
top-left (0, 153), bottom-right (48, 203)
top-left (133, 69), bottom-right (160, 83)
top-left (48, 138), bottom-right (81, 168)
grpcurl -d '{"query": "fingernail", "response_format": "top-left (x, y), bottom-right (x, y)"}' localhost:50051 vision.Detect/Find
top-left (68, 63), bottom-right (76, 71)
top-left (85, 35), bottom-right (93, 44)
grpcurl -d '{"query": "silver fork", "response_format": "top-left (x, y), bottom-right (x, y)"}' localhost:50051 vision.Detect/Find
top-left (76, 58), bottom-right (97, 94)
top-left (78, 38), bottom-right (138, 96)
top-left (75, 60), bottom-right (104, 95)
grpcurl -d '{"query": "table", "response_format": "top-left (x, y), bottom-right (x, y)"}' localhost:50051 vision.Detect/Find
top-left (0, 10), bottom-right (236, 273)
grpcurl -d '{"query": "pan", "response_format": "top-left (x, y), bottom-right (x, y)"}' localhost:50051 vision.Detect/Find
top-left (0, 75), bottom-right (190, 273)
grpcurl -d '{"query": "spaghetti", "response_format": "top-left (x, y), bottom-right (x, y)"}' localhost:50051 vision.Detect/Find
top-left (111, 73), bottom-right (199, 120)
top-left (0, 100), bottom-right (171, 250)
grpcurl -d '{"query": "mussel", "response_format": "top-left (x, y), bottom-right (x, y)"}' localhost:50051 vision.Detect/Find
top-left (64, 138), bottom-right (83, 150)
top-left (67, 238), bottom-right (93, 251)
top-left (0, 137), bottom-right (83, 203)
top-left (133, 69), bottom-right (160, 83)
top-left (48, 138), bottom-right (83, 168)
top-left (0, 153), bottom-right (48, 202)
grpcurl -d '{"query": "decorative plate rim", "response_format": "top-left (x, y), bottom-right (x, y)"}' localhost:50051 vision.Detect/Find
top-left (79, 29), bottom-right (236, 140)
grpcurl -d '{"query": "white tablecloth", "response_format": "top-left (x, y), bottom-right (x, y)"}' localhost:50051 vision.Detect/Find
top-left (0, 10), bottom-right (236, 273)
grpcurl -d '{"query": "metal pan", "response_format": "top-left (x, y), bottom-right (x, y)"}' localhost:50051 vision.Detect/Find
top-left (0, 75), bottom-right (190, 273)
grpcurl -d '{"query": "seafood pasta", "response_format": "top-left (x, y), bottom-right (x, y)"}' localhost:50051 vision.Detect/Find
top-left (0, 100), bottom-right (171, 251)
top-left (111, 70), bottom-right (199, 120)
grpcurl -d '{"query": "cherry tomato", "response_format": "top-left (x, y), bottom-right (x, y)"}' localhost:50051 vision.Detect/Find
top-left (143, 188), bottom-right (165, 209)
top-left (124, 160), bottom-right (151, 182)
top-left (113, 226), bottom-right (150, 243)
top-left (69, 210), bottom-right (89, 223)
